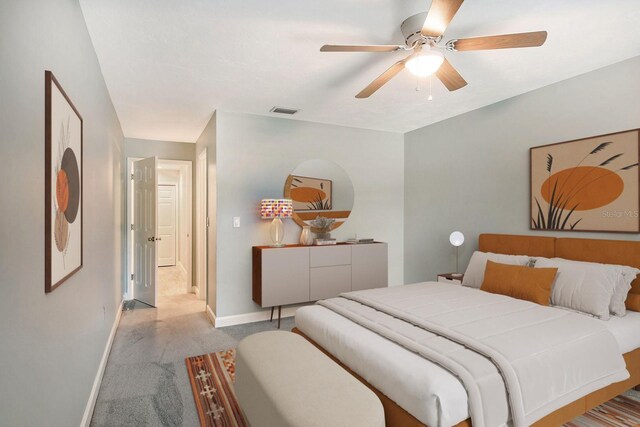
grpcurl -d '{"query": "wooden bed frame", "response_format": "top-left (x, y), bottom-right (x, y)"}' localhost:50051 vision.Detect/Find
top-left (293, 234), bottom-right (640, 427)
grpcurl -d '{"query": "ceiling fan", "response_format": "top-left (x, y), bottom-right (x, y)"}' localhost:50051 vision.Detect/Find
top-left (320, 0), bottom-right (547, 98)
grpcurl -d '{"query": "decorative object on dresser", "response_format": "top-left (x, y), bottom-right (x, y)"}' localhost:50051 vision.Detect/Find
top-left (260, 199), bottom-right (292, 247)
top-left (299, 225), bottom-right (314, 246)
top-left (252, 242), bottom-right (388, 328)
top-left (437, 272), bottom-right (464, 284)
top-left (530, 129), bottom-right (639, 233)
top-left (284, 159), bottom-right (354, 230)
top-left (309, 216), bottom-right (335, 242)
top-left (45, 71), bottom-right (83, 293)
top-left (449, 231), bottom-right (465, 277)
top-left (346, 237), bottom-right (375, 244)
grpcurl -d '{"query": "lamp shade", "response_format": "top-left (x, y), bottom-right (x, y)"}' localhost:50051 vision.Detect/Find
top-left (405, 48), bottom-right (444, 77)
top-left (260, 199), bottom-right (293, 219)
top-left (449, 231), bottom-right (464, 247)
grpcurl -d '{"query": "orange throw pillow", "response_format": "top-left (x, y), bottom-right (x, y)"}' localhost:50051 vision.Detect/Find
top-left (481, 260), bottom-right (558, 306)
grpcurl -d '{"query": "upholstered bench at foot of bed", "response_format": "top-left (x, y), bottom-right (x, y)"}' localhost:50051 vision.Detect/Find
top-left (235, 330), bottom-right (385, 427)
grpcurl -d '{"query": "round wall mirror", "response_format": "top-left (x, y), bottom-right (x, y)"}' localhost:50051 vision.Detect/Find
top-left (283, 159), bottom-right (354, 230)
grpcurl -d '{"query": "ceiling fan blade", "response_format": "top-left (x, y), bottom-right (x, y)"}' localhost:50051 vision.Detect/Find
top-left (355, 51), bottom-right (419, 98)
top-left (320, 44), bottom-right (403, 52)
top-left (452, 31), bottom-right (547, 51)
top-left (435, 59), bottom-right (467, 91)
top-left (421, 0), bottom-right (464, 37)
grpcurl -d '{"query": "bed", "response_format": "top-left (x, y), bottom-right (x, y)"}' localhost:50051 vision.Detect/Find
top-left (293, 234), bottom-right (640, 427)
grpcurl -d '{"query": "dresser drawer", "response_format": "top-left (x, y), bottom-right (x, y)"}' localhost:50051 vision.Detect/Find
top-left (310, 246), bottom-right (351, 267)
top-left (310, 265), bottom-right (352, 301)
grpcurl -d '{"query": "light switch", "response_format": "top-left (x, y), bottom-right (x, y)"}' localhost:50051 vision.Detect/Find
top-left (233, 217), bottom-right (241, 228)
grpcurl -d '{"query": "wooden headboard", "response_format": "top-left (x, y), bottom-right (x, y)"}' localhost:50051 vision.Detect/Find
top-left (479, 233), bottom-right (640, 311)
top-left (479, 234), bottom-right (555, 258)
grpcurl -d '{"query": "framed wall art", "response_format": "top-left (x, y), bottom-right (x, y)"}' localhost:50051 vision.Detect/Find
top-left (530, 129), bottom-right (639, 233)
top-left (45, 71), bottom-right (83, 292)
top-left (287, 175), bottom-right (333, 211)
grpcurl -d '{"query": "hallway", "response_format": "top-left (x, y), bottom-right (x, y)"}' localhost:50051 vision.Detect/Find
top-left (158, 266), bottom-right (189, 297)
top-left (90, 294), bottom-right (294, 426)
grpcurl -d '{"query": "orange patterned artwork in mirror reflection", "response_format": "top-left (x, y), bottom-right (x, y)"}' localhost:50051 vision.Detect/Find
top-left (289, 175), bottom-right (332, 211)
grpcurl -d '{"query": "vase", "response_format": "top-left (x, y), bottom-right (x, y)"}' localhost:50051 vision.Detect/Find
top-left (299, 226), bottom-right (314, 246)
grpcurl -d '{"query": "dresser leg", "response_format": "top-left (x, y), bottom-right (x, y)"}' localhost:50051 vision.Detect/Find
top-left (270, 306), bottom-right (274, 322)
top-left (277, 306), bottom-right (282, 329)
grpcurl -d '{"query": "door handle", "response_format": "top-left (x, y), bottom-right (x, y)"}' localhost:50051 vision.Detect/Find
top-left (148, 237), bottom-right (155, 242)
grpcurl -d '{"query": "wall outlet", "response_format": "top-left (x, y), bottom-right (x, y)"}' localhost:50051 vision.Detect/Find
top-left (233, 217), bottom-right (241, 228)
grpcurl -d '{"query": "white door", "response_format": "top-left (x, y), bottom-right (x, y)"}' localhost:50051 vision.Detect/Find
top-left (157, 185), bottom-right (177, 267)
top-left (133, 157), bottom-right (158, 307)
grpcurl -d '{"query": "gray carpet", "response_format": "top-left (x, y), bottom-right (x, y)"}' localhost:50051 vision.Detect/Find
top-left (90, 293), bottom-right (294, 427)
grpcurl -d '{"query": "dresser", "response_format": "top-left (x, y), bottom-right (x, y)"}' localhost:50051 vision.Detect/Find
top-left (252, 242), bottom-right (388, 327)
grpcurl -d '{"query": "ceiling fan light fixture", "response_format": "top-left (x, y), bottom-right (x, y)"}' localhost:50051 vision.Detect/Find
top-left (405, 48), bottom-right (445, 77)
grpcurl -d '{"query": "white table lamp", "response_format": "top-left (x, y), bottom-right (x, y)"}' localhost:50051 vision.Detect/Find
top-left (449, 231), bottom-right (465, 277)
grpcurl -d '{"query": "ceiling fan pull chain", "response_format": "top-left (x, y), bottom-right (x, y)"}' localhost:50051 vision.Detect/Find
top-left (428, 75), bottom-right (433, 101)
top-left (415, 76), bottom-right (421, 92)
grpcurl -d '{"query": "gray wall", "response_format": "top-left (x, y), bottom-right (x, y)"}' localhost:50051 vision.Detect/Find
top-left (404, 56), bottom-right (640, 284)
top-left (0, 0), bottom-right (124, 425)
top-left (195, 112), bottom-right (218, 313)
top-left (215, 112), bottom-right (404, 317)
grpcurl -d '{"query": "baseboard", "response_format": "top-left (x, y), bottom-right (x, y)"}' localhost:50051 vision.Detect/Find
top-left (214, 306), bottom-right (301, 328)
top-left (80, 300), bottom-right (124, 427)
top-left (206, 304), bottom-right (216, 325)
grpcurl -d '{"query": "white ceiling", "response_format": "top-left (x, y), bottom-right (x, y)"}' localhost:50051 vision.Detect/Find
top-left (80, 0), bottom-right (640, 142)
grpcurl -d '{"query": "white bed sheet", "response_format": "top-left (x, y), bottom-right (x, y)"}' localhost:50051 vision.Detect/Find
top-left (295, 304), bottom-right (471, 427)
top-left (603, 310), bottom-right (640, 354)
top-left (295, 304), bottom-right (640, 427)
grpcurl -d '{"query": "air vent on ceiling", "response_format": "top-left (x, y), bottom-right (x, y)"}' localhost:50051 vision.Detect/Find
top-left (270, 106), bottom-right (299, 115)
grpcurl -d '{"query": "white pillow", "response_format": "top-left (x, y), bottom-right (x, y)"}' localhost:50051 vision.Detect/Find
top-left (543, 258), bottom-right (639, 317)
top-left (615, 267), bottom-right (640, 316)
top-left (462, 251), bottom-right (532, 289)
top-left (535, 258), bottom-right (620, 320)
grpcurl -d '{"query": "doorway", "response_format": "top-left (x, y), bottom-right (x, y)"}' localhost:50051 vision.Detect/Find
top-left (126, 158), bottom-right (194, 304)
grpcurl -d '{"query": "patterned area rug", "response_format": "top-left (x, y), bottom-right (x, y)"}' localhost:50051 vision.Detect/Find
top-left (187, 349), bottom-right (639, 427)
top-left (185, 349), bottom-right (248, 427)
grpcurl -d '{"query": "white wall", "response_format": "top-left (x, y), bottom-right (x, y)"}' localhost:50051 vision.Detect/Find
top-left (0, 0), bottom-right (124, 424)
top-left (404, 56), bottom-right (640, 284)
top-left (215, 112), bottom-right (404, 317)
top-left (195, 113), bottom-right (217, 313)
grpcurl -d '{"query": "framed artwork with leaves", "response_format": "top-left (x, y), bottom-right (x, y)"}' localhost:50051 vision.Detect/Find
top-left (530, 129), bottom-right (639, 233)
top-left (288, 175), bottom-right (332, 211)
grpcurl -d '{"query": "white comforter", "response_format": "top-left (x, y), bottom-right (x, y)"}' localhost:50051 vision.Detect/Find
top-left (315, 282), bottom-right (629, 427)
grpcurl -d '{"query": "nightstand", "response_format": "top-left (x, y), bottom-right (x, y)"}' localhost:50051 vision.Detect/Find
top-left (437, 273), bottom-right (464, 284)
